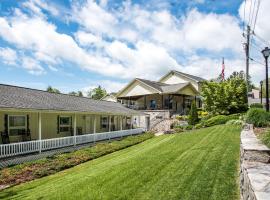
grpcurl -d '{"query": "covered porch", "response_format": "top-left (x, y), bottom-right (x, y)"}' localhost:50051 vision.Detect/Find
top-left (0, 109), bottom-right (144, 159)
top-left (118, 93), bottom-right (201, 115)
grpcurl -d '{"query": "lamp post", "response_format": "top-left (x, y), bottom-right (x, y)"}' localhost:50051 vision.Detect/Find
top-left (260, 81), bottom-right (263, 104)
top-left (262, 47), bottom-right (270, 112)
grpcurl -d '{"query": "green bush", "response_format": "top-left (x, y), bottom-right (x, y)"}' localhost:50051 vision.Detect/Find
top-left (185, 125), bottom-right (194, 130)
top-left (246, 108), bottom-right (270, 127)
top-left (203, 114), bottom-right (240, 127)
top-left (188, 101), bottom-right (199, 125)
top-left (194, 123), bottom-right (204, 129)
top-left (261, 129), bottom-right (270, 148)
top-left (226, 119), bottom-right (244, 126)
top-left (250, 103), bottom-right (263, 109)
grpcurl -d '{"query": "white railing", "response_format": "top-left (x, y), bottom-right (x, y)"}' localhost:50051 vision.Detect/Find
top-left (0, 128), bottom-right (144, 159)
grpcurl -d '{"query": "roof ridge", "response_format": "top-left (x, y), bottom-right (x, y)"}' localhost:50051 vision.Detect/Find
top-left (0, 83), bottom-right (120, 105)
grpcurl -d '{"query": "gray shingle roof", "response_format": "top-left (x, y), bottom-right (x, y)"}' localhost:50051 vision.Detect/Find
top-left (136, 78), bottom-right (166, 92)
top-left (136, 79), bottom-right (195, 94)
top-left (172, 70), bottom-right (206, 82)
top-left (0, 84), bottom-right (141, 115)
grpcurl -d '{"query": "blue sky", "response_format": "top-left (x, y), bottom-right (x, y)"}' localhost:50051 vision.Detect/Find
top-left (0, 0), bottom-right (268, 94)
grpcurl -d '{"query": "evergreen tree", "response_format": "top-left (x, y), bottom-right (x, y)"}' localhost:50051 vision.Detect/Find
top-left (188, 101), bottom-right (199, 125)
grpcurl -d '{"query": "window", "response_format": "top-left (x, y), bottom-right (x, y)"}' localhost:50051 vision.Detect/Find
top-left (150, 100), bottom-right (156, 109)
top-left (101, 116), bottom-right (108, 128)
top-left (8, 115), bottom-right (27, 136)
top-left (59, 116), bottom-right (71, 133)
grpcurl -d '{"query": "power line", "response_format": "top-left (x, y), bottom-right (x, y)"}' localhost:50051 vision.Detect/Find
top-left (243, 0), bottom-right (247, 33)
top-left (249, 57), bottom-right (265, 66)
top-left (250, 0), bottom-right (257, 28)
top-left (253, 0), bottom-right (261, 31)
top-left (248, 0), bottom-right (253, 26)
top-left (253, 32), bottom-right (270, 46)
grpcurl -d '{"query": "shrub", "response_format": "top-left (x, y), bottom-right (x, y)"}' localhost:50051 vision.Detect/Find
top-left (261, 129), bottom-right (270, 148)
top-left (226, 119), bottom-right (244, 126)
top-left (194, 123), bottom-right (204, 129)
top-left (204, 115), bottom-right (228, 127)
top-left (173, 127), bottom-right (184, 133)
top-left (185, 125), bottom-right (194, 130)
top-left (250, 103), bottom-right (263, 109)
top-left (175, 115), bottom-right (188, 121)
top-left (188, 101), bottom-right (199, 125)
top-left (246, 108), bottom-right (270, 127)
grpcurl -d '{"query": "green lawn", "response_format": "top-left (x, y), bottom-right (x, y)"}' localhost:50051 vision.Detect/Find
top-left (0, 125), bottom-right (241, 200)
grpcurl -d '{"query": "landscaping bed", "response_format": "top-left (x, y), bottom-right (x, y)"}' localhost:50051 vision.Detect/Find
top-left (0, 133), bottom-right (154, 189)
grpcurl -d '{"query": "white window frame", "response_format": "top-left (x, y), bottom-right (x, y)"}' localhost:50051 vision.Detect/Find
top-left (59, 116), bottom-right (72, 133)
top-left (8, 115), bottom-right (27, 135)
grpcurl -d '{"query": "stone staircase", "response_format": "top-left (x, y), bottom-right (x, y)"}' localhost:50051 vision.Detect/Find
top-left (151, 118), bottom-right (177, 133)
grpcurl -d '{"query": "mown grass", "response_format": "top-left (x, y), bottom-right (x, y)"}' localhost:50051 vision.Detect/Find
top-left (0, 133), bottom-right (154, 187)
top-left (0, 125), bottom-right (241, 200)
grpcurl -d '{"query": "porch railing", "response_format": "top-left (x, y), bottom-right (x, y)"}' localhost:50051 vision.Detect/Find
top-left (0, 128), bottom-right (144, 159)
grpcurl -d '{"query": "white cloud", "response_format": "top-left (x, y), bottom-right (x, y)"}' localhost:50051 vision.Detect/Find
top-left (75, 31), bottom-right (103, 47)
top-left (23, 0), bottom-right (59, 17)
top-left (21, 57), bottom-right (45, 75)
top-left (0, 47), bottom-right (18, 65)
top-left (72, 0), bottom-right (117, 35)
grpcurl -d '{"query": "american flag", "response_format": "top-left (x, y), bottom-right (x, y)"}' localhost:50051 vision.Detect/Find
top-left (221, 57), bottom-right (225, 81)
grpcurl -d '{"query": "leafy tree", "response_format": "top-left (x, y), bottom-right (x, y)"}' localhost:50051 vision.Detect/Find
top-left (201, 71), bottom-right (248, 115)
top-left (188, 101), bottom-right (199, 125)
top-left (46, 86), bottom-right (60, 94)
top-left (68, 91), bottom-right (83, 97)
top-left (87, 85), bottom-right (107, 100)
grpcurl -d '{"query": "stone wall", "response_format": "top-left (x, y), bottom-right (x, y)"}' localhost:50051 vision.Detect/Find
top-left (240, 126), bottom-right (270, 200)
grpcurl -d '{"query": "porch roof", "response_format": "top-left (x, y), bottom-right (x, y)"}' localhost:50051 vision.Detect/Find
top-left (0, 84), bottom-right (141, 115)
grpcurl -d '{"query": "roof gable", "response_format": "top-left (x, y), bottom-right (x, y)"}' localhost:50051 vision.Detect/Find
top-left (159, 70), bottom-right (205, 83)
top-left (117, 79), bottom-right (161, 97)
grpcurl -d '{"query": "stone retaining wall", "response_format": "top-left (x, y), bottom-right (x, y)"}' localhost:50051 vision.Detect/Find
top-left (240, 126), bottom-right (270, 200)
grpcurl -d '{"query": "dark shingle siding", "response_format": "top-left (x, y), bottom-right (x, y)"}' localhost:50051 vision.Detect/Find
top-left (0, 84), bottom-right (140, 115)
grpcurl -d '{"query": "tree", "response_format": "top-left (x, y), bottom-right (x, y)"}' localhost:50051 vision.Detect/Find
top-left (188, 101), bottom-right (199, 125)
top-left (87, 85), bottom-right (107, 100)
top-left (46, 86), bottom-right (60, 94)
top-left (68, 91), bottom-right (83, 97)
top-left (201, 71), bottom-right (248, 115)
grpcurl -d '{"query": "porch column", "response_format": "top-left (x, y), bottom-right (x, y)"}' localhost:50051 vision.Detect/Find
top-left (144, 95), bottom-right (147, 109)
top-left (109, 115), bottom-right (111, 132)
top-left (161, 94), bottom-right (164, 109)
top-left (38, 112), bottom-right (42, 153)
top-left (74, 114), bottom-right (77, 146)
top-left (93, 115), bottom-right (96, 134)
top-left (120, 116), bottom-right (123, 130)
top-left (130, 116), bottom-right (132, 129)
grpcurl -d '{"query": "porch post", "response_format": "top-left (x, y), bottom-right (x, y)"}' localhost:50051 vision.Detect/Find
top-left (144, 95), bottom-right (147, 109)
top-left (109, 115), bottom-right (111, 132)
top-left (74, 114), bottom-right (77, 146)
top-left (120, 116), bottom-right (123, 130)
top-left (130, 116), bottom-right (132, 129)
top-left (161, 94), bottom-right (164, 109)
top-left (38, 112), bottom-right (42, 153)
top-left (93, 115), bottom-right (96, 134)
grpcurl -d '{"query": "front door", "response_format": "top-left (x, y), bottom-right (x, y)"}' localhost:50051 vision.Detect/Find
top-left (85, 116), bottom-right (91, 133)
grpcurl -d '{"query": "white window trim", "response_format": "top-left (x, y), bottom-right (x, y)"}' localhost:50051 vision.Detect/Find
top-left (8, 115), bottom-right (27, 135)
top-left (59, 116), bottom-right (72, 133)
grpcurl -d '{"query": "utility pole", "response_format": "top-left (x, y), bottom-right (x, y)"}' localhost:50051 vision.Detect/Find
top-left (244, 25), bottom-right (251, 95)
